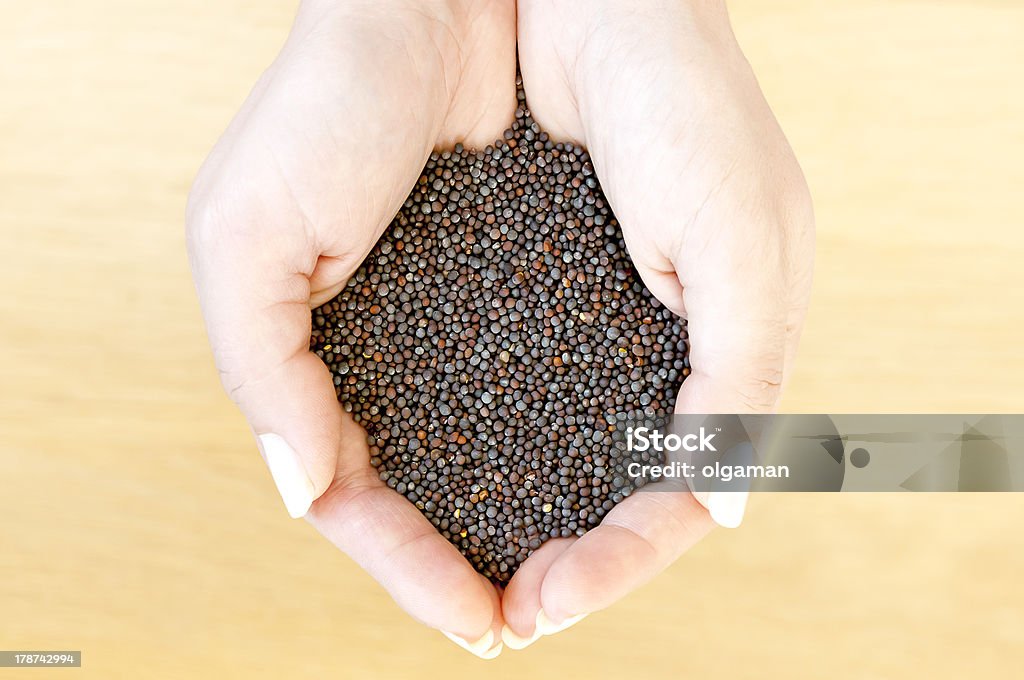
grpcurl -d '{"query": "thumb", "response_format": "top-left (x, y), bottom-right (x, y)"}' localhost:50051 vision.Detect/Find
top-left (187, 207), bottom-right (340, 518)
top-left (673, 242), bottom-right (790, 528)
top-left (249, 355), bottom-right (340, 519)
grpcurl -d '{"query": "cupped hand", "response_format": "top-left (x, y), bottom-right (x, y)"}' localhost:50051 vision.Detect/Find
top-left (502, 0), bottom-right (815, 648)
top-left (186, 0), bottom-right (515, 657)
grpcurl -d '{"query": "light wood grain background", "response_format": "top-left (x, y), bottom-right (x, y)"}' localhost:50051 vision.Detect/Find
top-left (2, 1), bottom-right (1023, 678)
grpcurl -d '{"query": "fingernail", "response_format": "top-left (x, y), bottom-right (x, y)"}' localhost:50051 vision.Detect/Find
top-left (535, 609), bottom-right (587, 636)
top-left (441, 630), bottom-right (501, 659)
top-left (708, 490), bottom-right (748, 528)
top-left (501, 623), bottom-right (543, 650)
top-left (258, 433), bottom-right (315, 519)
top-left (478, 643), bottom-right (503, 659)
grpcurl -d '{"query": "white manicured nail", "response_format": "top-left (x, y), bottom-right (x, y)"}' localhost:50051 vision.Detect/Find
top-left (258, 433), bottom-right (315, 519)
top-left (442, 630), bottom-right (500, 659)
top-left (708, 490), bottom-right (748, 528)
top-left (501, 622), bottom-right (543, 650)
top-left (536, 609), bottom-right (587, 636)
top-left (478, 643), bottom-right (503, 659)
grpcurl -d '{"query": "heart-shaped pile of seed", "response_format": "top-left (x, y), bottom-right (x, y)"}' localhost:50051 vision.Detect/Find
top-left (311, 76), bottom-right (688, 584)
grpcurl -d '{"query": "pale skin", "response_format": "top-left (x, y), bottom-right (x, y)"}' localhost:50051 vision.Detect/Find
top-left (186, 0), bottom-right (814, 658)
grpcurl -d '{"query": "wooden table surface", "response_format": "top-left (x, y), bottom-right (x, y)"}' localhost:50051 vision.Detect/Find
top-left (2, 1), bottom-right (1023, 677)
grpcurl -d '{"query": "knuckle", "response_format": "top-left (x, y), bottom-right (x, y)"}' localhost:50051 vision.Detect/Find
top-left (732, 371), bottom-right (783, 413)
top-left (186, 169), bottom-right (267, 256)
top-left (218, 365), bottom-right (250, 405)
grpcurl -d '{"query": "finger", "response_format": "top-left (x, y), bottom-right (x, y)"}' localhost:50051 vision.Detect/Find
top-left (676, 185), bottom-right (816, 521)
top-left (188, 206), bottom-right (341, 518)
top-left (309, 484), bottom-right (502, 653)
top-left (473, 574), bottom-right (507, 659)
top-left (499, 537), bottom-right (576, 649)
top-left (674, 254), bottom-right (788, 525)
top-left (534, 489), bottom-right (714, 625)
top-left (307, 413), bottom-right (502, 657)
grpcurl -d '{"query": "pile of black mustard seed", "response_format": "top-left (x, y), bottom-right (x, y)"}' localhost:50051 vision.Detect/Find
top-left (310, 76), bottom-right (689, 584)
